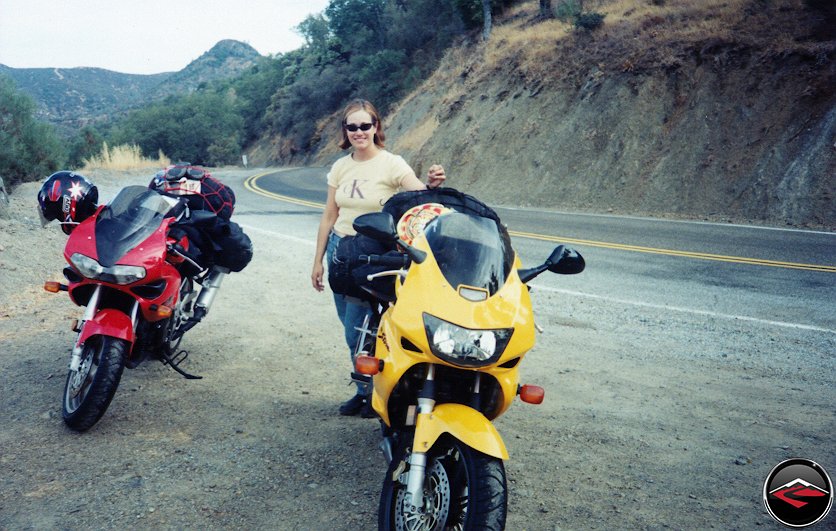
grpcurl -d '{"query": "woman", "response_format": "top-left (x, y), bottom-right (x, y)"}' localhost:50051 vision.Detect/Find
top-left (311, 99), bottom-right (446, 417)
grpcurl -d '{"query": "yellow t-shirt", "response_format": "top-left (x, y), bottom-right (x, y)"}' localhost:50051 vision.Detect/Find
top-left (328, 150), bottom-right (414, 235)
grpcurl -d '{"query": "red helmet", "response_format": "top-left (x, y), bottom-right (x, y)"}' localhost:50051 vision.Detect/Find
top-left (37, 171), bottom-right (99, 234)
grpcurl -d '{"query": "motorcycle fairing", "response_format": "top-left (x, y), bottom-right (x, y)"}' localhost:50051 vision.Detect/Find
top-left (76, 308), bottom-right (135, 346)
top-left (62, 187), bottom-right (185, 323)
top-left (371, 229), bottom-right (535, 424)
top-left (368, 204), bottom-right (545, 493)
top-left (93, 186), bottom-right (178, 267)
top-left (413, 403), bottom-right (509, 460)
top-left (389, 241), bottom-right (535, 366)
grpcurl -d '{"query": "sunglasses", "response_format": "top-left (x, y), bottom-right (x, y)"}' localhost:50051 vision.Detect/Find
top-left (344, 121), bottom-right (375, 132)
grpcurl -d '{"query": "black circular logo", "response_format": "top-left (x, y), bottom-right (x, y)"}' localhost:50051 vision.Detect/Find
top-left (763, 458), bottom-right (833, 528)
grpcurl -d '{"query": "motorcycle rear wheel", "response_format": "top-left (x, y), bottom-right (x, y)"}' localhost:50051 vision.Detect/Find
top-left (379, 435), bottom-right (507, 531)
top-left (62, 335), bottom-right (127, 432)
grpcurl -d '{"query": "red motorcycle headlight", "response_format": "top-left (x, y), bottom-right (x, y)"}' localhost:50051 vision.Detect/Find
top-left (70, 253), bottom-right (146, 284)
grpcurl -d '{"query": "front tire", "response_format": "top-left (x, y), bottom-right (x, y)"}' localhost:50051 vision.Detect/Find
top-left (379, 435), bottom-right (507, 531)
top-left (62, 336), bottom-right (127, 432)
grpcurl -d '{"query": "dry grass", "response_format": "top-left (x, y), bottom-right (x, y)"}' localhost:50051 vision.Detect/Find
top-left (81, 143), bottom-right (169, 172)
top-left (396, 116), bottom-right (439, 153)
top-left (485, 18), bottom-right (570, 70)
top-left (475, 0), bottom-right (831, 81)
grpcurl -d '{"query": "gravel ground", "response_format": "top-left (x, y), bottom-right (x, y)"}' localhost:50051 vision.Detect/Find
top-left (0, 168), bottom-right (833, 530)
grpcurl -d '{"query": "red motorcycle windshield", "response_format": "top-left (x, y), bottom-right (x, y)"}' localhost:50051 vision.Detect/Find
top-left (424, 213), bottom-right (514, 296)
top-left (95, 186), bottom-right (180, 267)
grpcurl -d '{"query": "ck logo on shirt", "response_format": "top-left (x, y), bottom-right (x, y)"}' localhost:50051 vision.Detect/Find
top-left (344, 179), bottom-right (365, 199)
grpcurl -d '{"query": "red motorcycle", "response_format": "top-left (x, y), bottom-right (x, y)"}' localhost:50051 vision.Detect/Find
top-left (41, 180), bottom-right (227, 431)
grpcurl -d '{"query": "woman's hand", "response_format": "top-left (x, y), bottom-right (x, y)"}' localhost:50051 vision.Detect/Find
top-left (427, 164), bottom-right (446, 189)
top-left (312, 262), bottom-right (325, 292)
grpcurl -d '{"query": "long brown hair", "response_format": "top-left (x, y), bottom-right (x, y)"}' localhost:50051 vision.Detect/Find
top-left (338, 99), bottom-right (385, 150)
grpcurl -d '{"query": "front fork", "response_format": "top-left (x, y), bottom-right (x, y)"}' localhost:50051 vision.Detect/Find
top-left (69, 286), bottom-right (104, 371)
top-left (403, 365), bottom-right (436, 511)
top-left (401, 367), bottom-right (484, 512)
top-left (68, 285), bottom-right (139, 371)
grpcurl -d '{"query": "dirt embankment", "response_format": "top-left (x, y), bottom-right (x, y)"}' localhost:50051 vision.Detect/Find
top-left (274, 1), bottom-right (835, 230)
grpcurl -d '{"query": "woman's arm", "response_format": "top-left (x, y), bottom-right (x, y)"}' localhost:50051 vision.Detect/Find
top-left (312, 186), bottom-right (339, 292)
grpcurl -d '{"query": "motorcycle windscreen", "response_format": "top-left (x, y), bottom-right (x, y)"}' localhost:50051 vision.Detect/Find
top-left (424, 212), bottom-right (514, 296)
top-left (94, 186), bottom-right (178, 267)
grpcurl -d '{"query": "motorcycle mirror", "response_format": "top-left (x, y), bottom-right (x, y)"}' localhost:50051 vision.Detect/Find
top-left (353, 212), bottom-right (397, 243)
top-left (518, 245), bottom-right (585, 283)
top-left (546, 245), bottom-right (585, 275)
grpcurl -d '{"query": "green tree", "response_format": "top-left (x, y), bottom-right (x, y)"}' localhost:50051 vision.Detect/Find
top-left (207, 135), bottom-right (242, 166)
top-left (356, 49), bottom-right (409, 111)
top-left (113, 92), bottom-right (243, 165)
top-left (297, 13), bottom-right (333, 53)
top-left (67, 125), bottom-right (104, 167)
top-left (0, 76), bottom-right (65, 186)
top-left (326, 0), bottom-right (387, 50)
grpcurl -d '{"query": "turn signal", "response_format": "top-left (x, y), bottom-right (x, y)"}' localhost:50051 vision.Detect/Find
top-left (519, 384), bottom-right (545, 404)
top-left (44, 281), bottom-right (65, 293)
top-left (355, 355), bottom-right (383, 375)
top-left (155, 305), bottom-right (173, 318)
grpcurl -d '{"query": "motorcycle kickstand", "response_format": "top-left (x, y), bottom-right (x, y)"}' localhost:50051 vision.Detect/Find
top-left (160, 348), bottom-right (203, 380)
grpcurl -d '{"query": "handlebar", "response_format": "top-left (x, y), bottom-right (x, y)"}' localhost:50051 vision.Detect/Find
top-left (357, 254), bottom-right (410, 268)
top-left (367, 270), bottom-right (408, 281)
top-left (167, 243), bottom-right (204, 271)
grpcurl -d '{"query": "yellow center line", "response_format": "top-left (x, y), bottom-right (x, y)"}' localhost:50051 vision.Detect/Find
top-left (245, 173), bottom-right (836, 273)
top-left (244, 172), bottom-right (324, 209)
top-left (509, 230), bottom-right (836, 272)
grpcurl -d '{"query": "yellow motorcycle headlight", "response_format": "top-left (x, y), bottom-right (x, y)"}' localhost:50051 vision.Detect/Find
top-left (423, 313), bottom-right (513, 367)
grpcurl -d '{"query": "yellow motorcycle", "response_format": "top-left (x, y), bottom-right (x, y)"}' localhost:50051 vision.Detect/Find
top-left (351, 192), bottom-right (584, 530)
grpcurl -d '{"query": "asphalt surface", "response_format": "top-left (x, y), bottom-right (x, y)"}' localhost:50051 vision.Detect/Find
top-left (242, 167), bottom-right (836, 333)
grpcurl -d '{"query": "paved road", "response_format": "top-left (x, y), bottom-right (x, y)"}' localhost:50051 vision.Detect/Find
top-left (237, 167), bottom-right (836, 332)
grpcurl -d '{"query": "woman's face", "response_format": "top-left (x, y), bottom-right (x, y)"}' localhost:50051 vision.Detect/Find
top-left (344, 109), bottom-right (377, 151)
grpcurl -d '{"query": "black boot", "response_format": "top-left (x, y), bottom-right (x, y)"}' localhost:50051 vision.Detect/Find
top-left (339, 394), bottom-right (366, 416)
top-left (360, 399), bottom-right (377, 418)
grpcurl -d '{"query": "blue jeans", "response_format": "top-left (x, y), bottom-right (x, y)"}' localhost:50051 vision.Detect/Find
top-left (327, 231), bottom-right (373, 396)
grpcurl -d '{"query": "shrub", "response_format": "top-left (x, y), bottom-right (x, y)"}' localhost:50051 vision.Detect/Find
top-left (0, 76), bottom-right (66, 186)
top-left (207, 136), bottom-right (242, 166)
top-left (575, 11), bottom-right (606, 30)
top-left (555, 0), bottom-right (582, 21)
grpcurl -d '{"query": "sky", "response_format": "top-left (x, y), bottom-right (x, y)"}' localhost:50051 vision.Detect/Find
top-left (0, 0), bottom-right (332, 75)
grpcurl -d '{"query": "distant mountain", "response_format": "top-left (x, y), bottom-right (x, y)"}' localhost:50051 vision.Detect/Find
top-left (0, 39), bottom-right (261, 134)
top-left (157, 39), bottom-right (262, 97)
top-left (0, 65), bottom-right (169, 129)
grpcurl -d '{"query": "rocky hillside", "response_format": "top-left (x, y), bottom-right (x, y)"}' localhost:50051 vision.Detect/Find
top-left (306, 0), bottom-right (835, 229)
top-left (0, 39), bottom-right (261, 134)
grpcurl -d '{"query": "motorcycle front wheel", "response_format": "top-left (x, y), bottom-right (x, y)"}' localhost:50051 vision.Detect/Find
top-left (379, 435), bottom-right (507, 531)
top-left (62, 335), bottom-right (127, 432)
